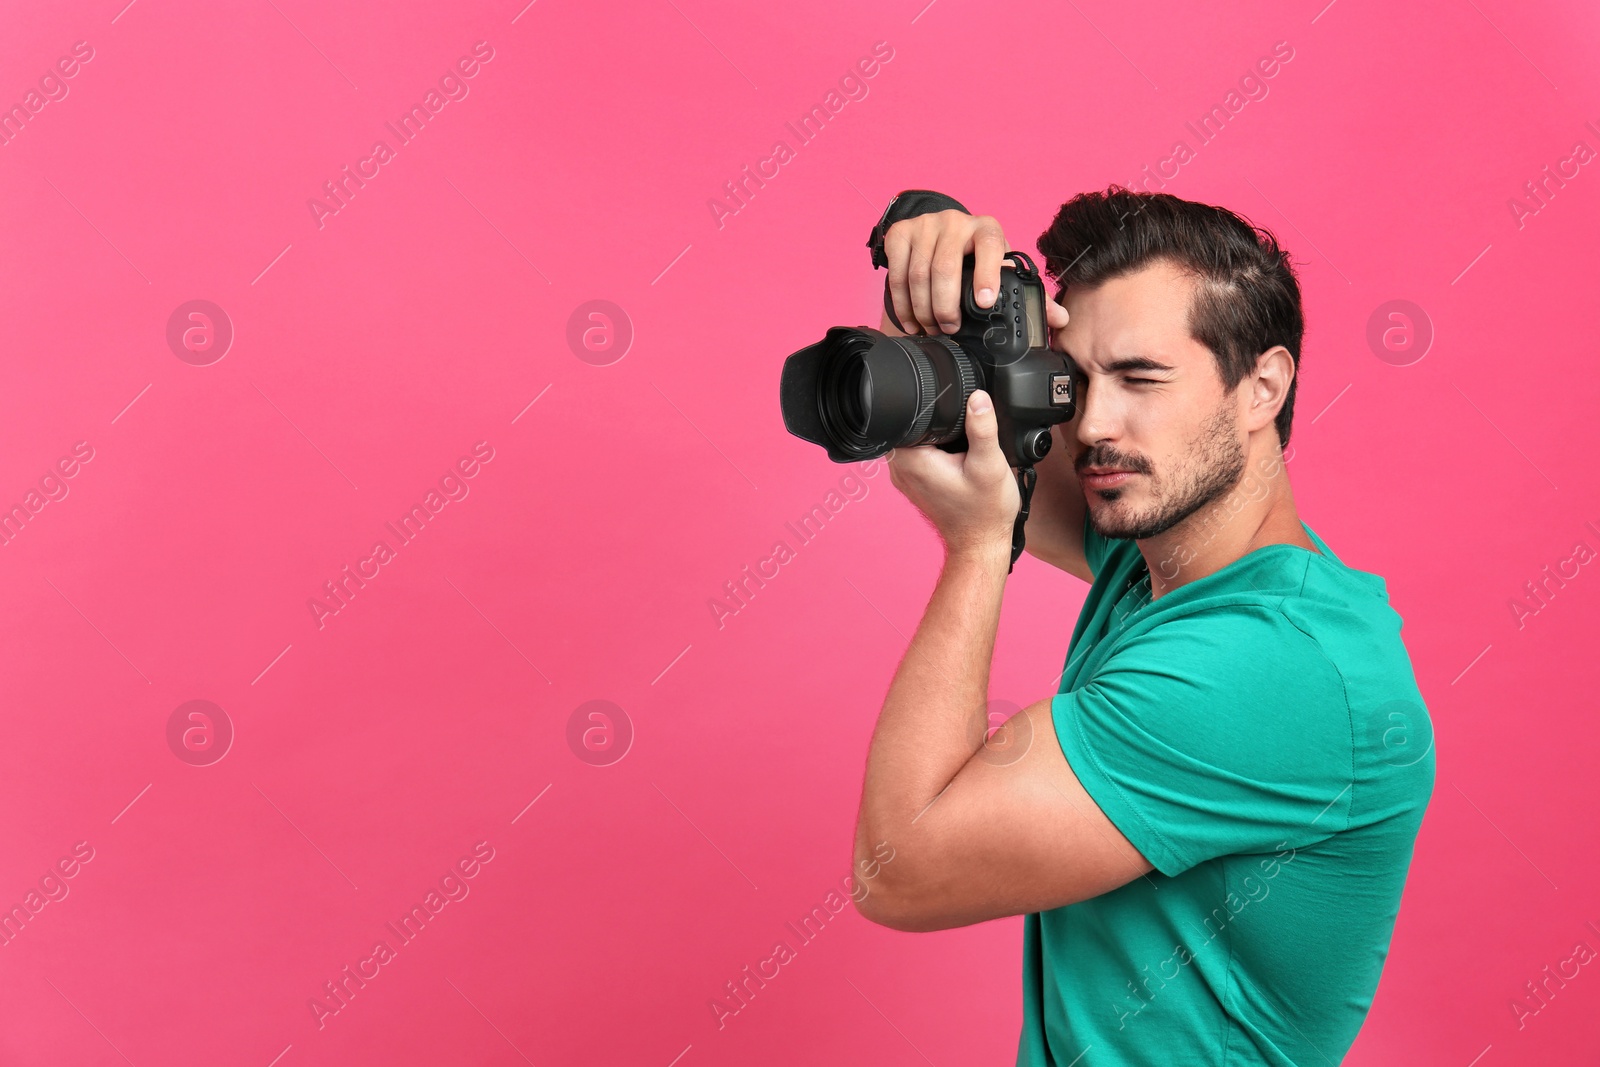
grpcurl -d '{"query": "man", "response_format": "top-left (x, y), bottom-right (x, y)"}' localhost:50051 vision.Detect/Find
top-left (849, 187), bottom-right (1435, 1065)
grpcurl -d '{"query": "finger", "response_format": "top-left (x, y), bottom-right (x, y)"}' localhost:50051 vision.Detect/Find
top-left (930, 213), bottom-right (970, 333)
top-left (963, 389), bottom-right (1010, 479)
top-left (905, 216), bottom-right (939, 336)
top-left (971, 217), bottom-right (1006, 309)
top-left (883, 225), bottom-right (917, 334)
top-left (1046, 295), bottom-right (1070, 330)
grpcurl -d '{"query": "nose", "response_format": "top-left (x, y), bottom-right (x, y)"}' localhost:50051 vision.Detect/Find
top-left (1073, 373), bottom-right (1117, 452)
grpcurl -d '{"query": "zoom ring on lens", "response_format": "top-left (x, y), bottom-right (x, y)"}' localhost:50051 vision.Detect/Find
top-left (905, 335), bottom-right (979, 446)
top-left (901, 349), bottom-right (937, 444)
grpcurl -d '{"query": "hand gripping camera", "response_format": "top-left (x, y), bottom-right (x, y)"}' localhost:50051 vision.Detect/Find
top-left (779, 247), bottom-right (1078, 571)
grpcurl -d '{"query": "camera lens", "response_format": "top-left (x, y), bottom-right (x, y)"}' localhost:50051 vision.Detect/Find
top-left (838, 356), bottom-right (868, 436)
top-left (812, 330), bottom-right (981, 460)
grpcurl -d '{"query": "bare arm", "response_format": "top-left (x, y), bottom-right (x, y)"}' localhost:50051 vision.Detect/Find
top-left (850, 541), bottom-right (1151, 931)
top-left (848, 199), bottom-right (1147, 934)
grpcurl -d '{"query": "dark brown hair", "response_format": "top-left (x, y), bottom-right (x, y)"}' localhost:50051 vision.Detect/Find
top-left (1036, 185), bottom-right (1305, 447)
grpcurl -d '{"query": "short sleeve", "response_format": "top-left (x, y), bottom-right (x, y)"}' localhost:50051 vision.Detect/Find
top-left (1051, 604), bottom-right (1354, 877)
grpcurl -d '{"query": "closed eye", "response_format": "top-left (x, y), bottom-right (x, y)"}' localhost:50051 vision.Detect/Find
top-left (1124, 377), bottom-right (1160, 385)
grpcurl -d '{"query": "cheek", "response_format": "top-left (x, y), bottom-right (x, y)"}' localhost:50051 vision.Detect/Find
top-left (1116, 398), bottom-right (1168, 467)
top-left (1141, 406), bottom-right (1217, 485)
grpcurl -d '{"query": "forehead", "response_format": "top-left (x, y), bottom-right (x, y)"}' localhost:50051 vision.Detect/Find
top-left (1055, 259), bottom-right (1206, 368)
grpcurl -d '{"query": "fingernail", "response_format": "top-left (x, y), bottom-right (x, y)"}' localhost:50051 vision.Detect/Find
top-left (972, 391), bottom-right (991, 414)
top-left (978, 288), bottom-right (994, 306)
top-left (941, 322), bottom-right (958, 334)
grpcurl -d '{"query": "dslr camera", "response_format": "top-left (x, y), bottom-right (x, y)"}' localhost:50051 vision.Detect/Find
top-left (779, 190), bottom-right (1078, 566)
top-left (779, 251), bottom-right (1076, 468)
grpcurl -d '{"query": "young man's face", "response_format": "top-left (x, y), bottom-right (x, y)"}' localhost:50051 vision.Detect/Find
top-left (1053, 258), bottom-right (1249, 541)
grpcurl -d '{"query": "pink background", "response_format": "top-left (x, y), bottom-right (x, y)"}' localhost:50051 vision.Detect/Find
top-left (1, 0), bottom-right (1597, 1063)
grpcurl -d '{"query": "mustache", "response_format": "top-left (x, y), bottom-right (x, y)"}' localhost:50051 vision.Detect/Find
top-left (1075, 447), bottom-right (1151, 475)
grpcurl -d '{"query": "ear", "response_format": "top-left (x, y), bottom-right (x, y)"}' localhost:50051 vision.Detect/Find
top-left (1245, 345), bottom-right (1295, 435)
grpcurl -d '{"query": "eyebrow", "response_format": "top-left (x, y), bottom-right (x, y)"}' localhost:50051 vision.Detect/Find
top-left (1062, 349), bottom-right (1177, 374)
top-left (1105, 356), bottom-right (1176, 373)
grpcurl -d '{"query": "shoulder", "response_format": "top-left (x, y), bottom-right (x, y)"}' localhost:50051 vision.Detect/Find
top-left (1082, 601), bottom-right (1350, 754)
top-left (1101, 599), bottom-right (1344, 695)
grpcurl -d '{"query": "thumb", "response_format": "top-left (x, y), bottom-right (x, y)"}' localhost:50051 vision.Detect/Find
top-left (964, 390), bottom-right (1008, 473)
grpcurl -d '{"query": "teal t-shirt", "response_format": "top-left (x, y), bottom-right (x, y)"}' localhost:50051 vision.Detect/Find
top-left (1017, 513), bottom-right (1435, 1066)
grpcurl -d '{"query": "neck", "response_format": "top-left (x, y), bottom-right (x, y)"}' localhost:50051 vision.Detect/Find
top-left (1139, 441), bottom-right (1314, 600)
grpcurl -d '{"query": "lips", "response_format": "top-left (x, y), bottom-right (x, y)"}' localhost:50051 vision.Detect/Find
top-left (1081, 467), bottom-right (1136, 490)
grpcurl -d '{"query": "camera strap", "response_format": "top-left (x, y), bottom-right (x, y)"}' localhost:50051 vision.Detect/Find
top-left (1010, 465), bottom-right (1037, 573)
top-left (866, 189), bottom-right (971, 269)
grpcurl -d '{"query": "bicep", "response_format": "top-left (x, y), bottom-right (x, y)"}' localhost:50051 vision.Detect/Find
top-left (891, 698), bottom-right (1153, 929)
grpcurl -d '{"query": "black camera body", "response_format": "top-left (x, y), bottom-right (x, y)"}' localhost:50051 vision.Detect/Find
top-left (779, 251), bottom-right (1076, 470)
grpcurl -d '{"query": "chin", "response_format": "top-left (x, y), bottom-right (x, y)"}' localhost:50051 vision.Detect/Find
top-left (1088, 495), bottom-right (1165, 541)
top-left (1086, 498), bottom-right (1134, 537)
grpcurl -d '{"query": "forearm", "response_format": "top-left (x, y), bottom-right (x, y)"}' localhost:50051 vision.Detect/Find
top-left (854, 542), bottom-right (1011, 876)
